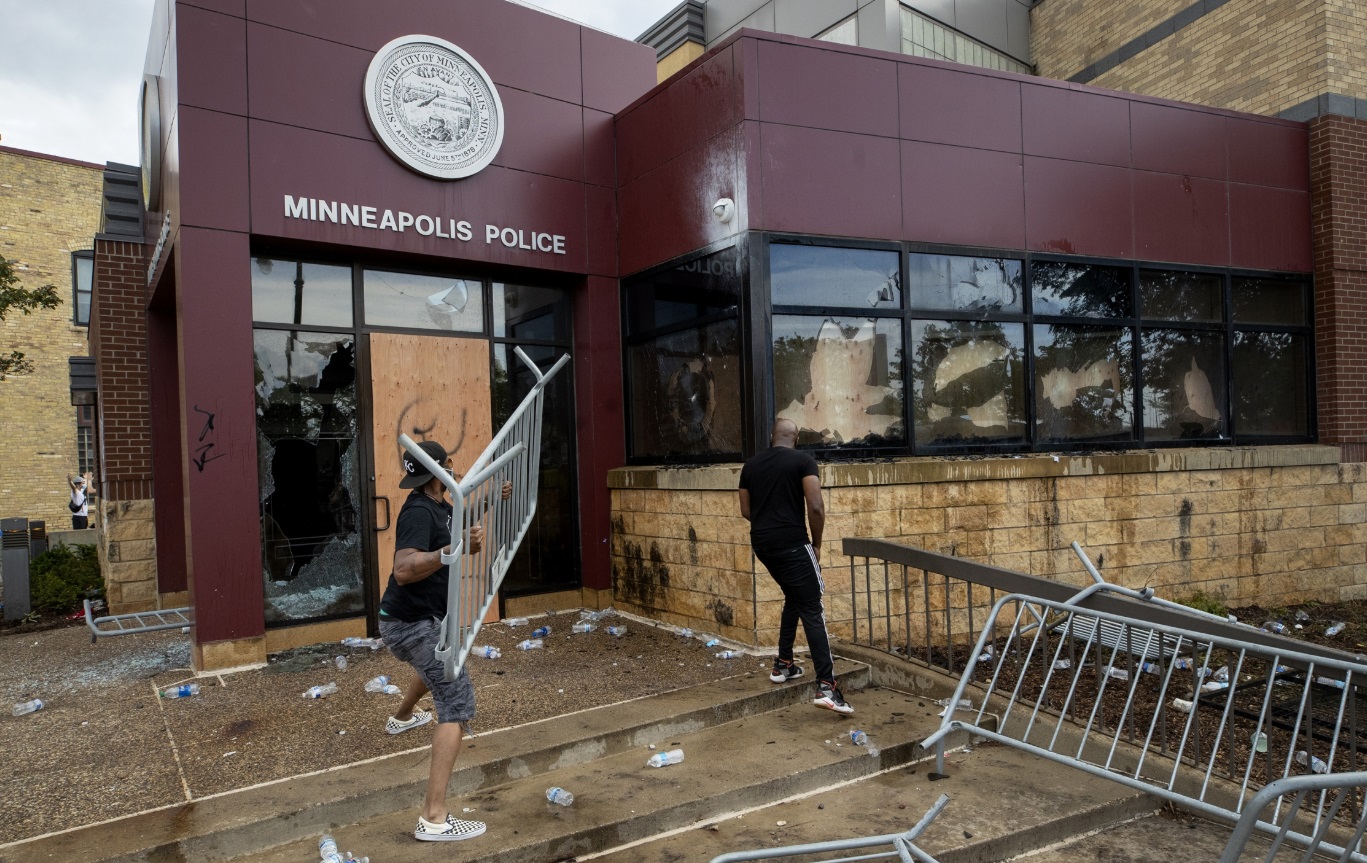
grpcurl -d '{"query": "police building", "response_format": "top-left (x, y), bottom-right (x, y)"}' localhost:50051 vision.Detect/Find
top-left (87, 0), bottom-right (1367, 670)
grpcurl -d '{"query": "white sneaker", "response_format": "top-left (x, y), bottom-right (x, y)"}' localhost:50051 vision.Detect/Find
top-left (415, 813), bottom-right (486, 841)
top-left (386, 709), bottom-right (433, 735)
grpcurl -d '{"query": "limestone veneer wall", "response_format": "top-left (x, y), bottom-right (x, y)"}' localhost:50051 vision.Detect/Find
top-left (608, 445), bottom-right (1367, 649)
top-left (100, 498), bottom-right (157, 614)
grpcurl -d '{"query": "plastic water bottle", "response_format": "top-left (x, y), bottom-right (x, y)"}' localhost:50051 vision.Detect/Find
top-left (506, 617), bottom-right (530, 627)
top-left (606, 625), bottom-right (627, 637)
top-left (680, 628), bottom-right (694, 639)
top-left (303, 682), bottom-right (338, 699)
top-left (1262, 621), bottom-right (1289, 635)
top-left (704, 638), bottom-right (720, 648)
top-left (572, 621), bottom-right (595, 634)
top-left (335, 655), bottom-right (348, 672)
top-left (1327, 622), bottom-right (1347, 637)
top-left (1213, 665), bottom-right (1230, 682)
top-left (1295, 750), bottom-right (1329, 774)
top-left (850, 729), bottom-right (868, 746)
top-left (715, 650), bottom-right (740, 659)
top-left (382, 684), bottom-right (401, 695)
top-left (1171, 698), bottom-right (1194, 713)
top-left (517, 638), bottom-right (544, 650)
top-left (532, 626), bottom-right (551, 638)
top-left (1252, 731), bottom-right (1268, 753)
top-left (647, 748), bottom-right (684, 768)
top-left (1105, 667), bottom-right (1130, 682)
top-left (12, 699), bottom-right (44, 716)
top-left (1316, 675), bottom-right (1346, 690)
top-left (319, 834), bottom-right (339, 859)
top-left (341, 637), bottom-right (383, 650)
top-left (1138, 661), bottom-right (1159, 675)
top-left (363, 675), bottom-right (391, 693)
top-left (1053, 658), bottom-right (1073, 670)
top-left (160, 683), bottom-right (200, 699)
top-left (473, 645), bottom-right (502, 659)
top-left (546, 786), bottom-right (574, 806)
top-left (1295, 609), bottom-right (1311, 622)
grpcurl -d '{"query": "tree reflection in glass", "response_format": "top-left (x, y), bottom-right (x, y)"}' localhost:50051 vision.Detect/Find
top-left (1034, 324), bottom-right (1134, 443)
top-left (772, 316), bottom-right (904, 447)
top-left (772, 244), bottom-right (900, 309)
top-left (1140, 330), bottom-right (1225, 440)
top-left (627, 320), bottom-right (743, 458)
top-left (1233, 331), bottom-right (1308, 435)
top-left (1031, 262), bottom-right (1131, 318)
top-left (1139, 270), bottom-right (1223, 322)
top-left (908, 254), bottom-right (1023, 313)
top-left (1233, 278), bottom-right (1307, 326)
top-left (910, 320), bottom-right (1025, 445)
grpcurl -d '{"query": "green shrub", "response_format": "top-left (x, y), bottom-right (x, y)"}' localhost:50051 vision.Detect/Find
top-left (28, 543), bottom-right (103, 614)
top-left (1178, 590), bottom-right (1227, 619)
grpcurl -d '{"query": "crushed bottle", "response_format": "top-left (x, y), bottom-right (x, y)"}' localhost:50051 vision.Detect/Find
top-left (1171, 698), bottom-right (1194, 714)
top-left (302, 682), bottom-right (338, 699)
top-left (647, 748), bottom-right (684, 768)
top-left (1212, 665), bottom-right (1230, 682)
top-left (546, 786), bottom-right (574, 806)
top-left (1262, 621), bottom-right (1289, 635)
top-left (1295, 750), bottom-right (1329, 774)
top-left (532, 626), bottom-right (551, 638)
top-left (1295, 609), bottom-right (1311, 622)
top-left (1252, 731), bottom-right (1268, 753)
top-left (160, 683), bottom-right (200, 699)
top-left (1053, 658), bottom-right (1073, 670)
top-left (606, 625), bottom-right (627, 637)
top-left (335, 655), bottom-right (348, 672)
top-left (340, 637), bottom-right (383, 650)
top-left (1327, 622), bottom-right (1347, 637)
top-left (934, 697), bottom-right (973, 716)
top-left (506, 617), bottom-right (530, 627)
top-left (12, 699), bottom-right (44, 716)
top-left (363, 675), bottom-right (391, 693)
top-left (473, 645), bottom-right (502, 659)
top-left (976, 644), bottom-right (994, 663)
top-left (704, 638), bottom-right (720, 648)
top-left (715, 650), bottom-right (740, 659)
top-left (517, 639), bottom-right (544, 650)
top-left (679, 628), bottom-right (694, 639)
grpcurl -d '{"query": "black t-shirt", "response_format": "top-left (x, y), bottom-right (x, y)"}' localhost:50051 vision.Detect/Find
top-left (379, 489), bottom-right (453, 622)
top-left (738, 446), bottom-right (819, 550)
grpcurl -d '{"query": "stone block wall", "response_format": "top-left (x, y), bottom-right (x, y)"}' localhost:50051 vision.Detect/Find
top-left (0, 147), bottom-right (103, 528)
top-left (99, 498), bottom-right (157, 614)
top-left (609, 445), bottom-right (1367, 650)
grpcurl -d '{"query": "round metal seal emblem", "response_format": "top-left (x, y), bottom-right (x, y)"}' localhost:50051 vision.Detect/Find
top-left (363, 35), bottom-right (505, 180)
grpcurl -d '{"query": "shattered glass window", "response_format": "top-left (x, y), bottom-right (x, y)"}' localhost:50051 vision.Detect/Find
top-left (493, 283), bottom-right (567, 340)
top-left (628, 320), bottom-right (744, 458)
top-left (625, 248), bottom-right (740, 334)
top-left (1030, 262), bottom-right (1131, 318)
top-left (772, 315), bottom-right (905, 448)
top-left (364, 269), bottom-right (484, 333)
top-left (1140, 270), bottom-right (1223, 322)
top-left (911, 320), bottom-right (1026, 446)
top-left (908, 254), bottom-right (1023, 314)
top-left (1034, 324), bottom-right (1134, 443)
top-left (771, 244), bottom-right (900, 309)
top-left (1232, 332), bottom-right (1309, 436)
top-left (253, 329), bottom-right (364, 625)
top-left (1141, 330), bottom-right (1226, 440)
top-left (252, 259), bottom-right (353, 327)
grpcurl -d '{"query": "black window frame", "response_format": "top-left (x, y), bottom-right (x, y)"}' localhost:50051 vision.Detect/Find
top-left (71, 249), bottom-right (93, 327)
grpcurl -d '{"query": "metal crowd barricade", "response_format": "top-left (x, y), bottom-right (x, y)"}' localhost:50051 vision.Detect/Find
top-left (399, 346), bottom-right (569, 682)
top-left (708, 794), bottom-right (950, 863)
top-left (84, 598), bottom-right (191, 642)
top-left (921, 588), bottom-right (1367, 862)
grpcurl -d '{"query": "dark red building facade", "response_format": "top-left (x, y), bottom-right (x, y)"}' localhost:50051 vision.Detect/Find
top-left (95, 0), bottom-right (1318, 669)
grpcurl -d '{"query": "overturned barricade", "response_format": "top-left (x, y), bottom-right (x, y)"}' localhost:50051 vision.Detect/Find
top-left (399, 347), bottom-right (569, 682)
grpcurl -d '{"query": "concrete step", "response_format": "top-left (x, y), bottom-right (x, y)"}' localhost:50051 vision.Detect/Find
top-left (250, 680), bottom-right (956, 863)
top-left (1, 658), bottom-right (869, 863)
top-left (585, 742), bottom-right (1157, 863)
top-left (1025, 810), bottom-right (1278, 863)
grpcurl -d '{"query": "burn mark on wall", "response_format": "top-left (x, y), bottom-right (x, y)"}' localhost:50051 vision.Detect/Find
top-left (707, 598), bottom-right (734, 627)
top-left (615, 539), bottom-right (670, 610)
top-left (688, 525), bottom-right (699, 565)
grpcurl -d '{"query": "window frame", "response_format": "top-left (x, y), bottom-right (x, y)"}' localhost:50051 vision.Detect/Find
top-left (71, 249), bottom-right (93, 327)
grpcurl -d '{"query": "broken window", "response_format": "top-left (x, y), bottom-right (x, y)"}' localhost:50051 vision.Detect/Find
top-left (1141, 330), bottom-right (1225, 440)
top-left (771, 244), bottom-right (900, 309)
top-left (772, 315), bottom-right (904, 447)
top-left (1034, 324), bottom-right (1134, 444)
top-left (1232, 332), bottom-right (1309, 436)
top-left (908, 254), bottom-right (1022, 314)
top-left (251, 258), bottom-right (353, 327)
top-left (1031, 261), bottom-right (1131, 318)
top-left (911, 320), bottom-right (1026, 446)
top-left (363, 269), bottom-right (484, 333)
top-left (253, 329), bottom-right (364, 625)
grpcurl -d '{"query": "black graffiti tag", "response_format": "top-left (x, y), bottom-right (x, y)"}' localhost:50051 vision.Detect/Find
top-left (191, 405), bottom-right (226, 471)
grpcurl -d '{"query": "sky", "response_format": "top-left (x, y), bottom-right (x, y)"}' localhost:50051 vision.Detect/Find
top-left (0, 0), bottom-right (678, 166)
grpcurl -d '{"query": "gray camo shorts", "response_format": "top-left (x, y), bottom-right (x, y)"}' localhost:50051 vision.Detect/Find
top-left (379, 617), bottom-right (476, 725)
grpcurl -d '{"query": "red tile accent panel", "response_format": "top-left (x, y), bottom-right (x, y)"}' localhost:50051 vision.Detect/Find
top-left (1228, 183), bottom-right (1312, 272)
top-left (91, 240), bottom-right (152, 505)
top-left (581, 26), bottom-right (658, 116)
top-left (758, 40), bottom-right (898, 138)
top-left (176, 4), bottom-right (247, 116)
top-left (1022, 84), bottom-right (1131, 168)
top-left (901, 140), bottom-right (1025, 249)
top-left (758, 124), bottom-right (902, 241)
top-left (149, 304), bottom-right (188, 594)
top-left (1024, 156), bottom-right (1134, 259)
top-left (1130, 101), bottom-right (1226, 181)
top-left (898, 64), bottom-right (1022, 154)
top-left (1311, 116), bottom-right (1367, 447)
top-left (1133, 170), bottom-right (1230, 267)
top-left (573, 275), bottom-right (626, 591)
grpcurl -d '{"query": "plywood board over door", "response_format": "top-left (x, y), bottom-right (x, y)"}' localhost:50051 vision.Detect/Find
top-left (369, 332), bottom-right (492, 606)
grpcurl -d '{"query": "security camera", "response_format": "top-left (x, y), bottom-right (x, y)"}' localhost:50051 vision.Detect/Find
top-left (713, 198), bottom-right (735, 224)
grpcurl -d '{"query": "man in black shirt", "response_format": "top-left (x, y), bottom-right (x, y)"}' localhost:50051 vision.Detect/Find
top-left (738, 419), bottom-right (853, 715)
top-left (378, 439), bottom-right (509, 842)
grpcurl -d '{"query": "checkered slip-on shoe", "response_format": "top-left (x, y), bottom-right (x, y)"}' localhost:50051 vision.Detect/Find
top-left (386, 709), bottom-right (433, 735)
top-left (415, 814), bottom-right (487, 841)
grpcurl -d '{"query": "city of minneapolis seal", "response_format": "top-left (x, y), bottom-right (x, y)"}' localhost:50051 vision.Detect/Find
top-left (363, 35), bottom-right (505, 180)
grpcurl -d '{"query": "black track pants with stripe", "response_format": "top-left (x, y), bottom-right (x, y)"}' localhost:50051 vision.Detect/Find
top-left (754, 542), bottom-right (836, 685)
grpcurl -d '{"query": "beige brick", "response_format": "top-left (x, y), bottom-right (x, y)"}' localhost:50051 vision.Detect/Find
top-left (107, 538), bottom-right (156, 562)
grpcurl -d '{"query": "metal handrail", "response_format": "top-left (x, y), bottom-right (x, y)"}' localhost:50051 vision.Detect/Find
top-left (399, 346), bottom-right (569, 681)
top-left (1221, 772), bottom-right (1367, 863)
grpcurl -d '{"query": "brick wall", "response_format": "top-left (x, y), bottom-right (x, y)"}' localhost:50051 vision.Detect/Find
top-left (609, 447), bottom-right (1367, 647)
top-left (1031, 0), bottom-right (1330, 117)
top-left (90, 238), bottom-right (157, 614)
top-left (0, 148), bottom-right (103, 527)
top-left (1311, 115), bottom-right (1367, 455)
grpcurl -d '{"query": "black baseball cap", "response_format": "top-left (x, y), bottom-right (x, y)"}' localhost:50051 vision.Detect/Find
top-left (399, 440), bottom-right (448, 489)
